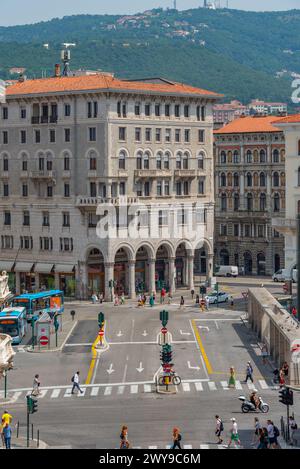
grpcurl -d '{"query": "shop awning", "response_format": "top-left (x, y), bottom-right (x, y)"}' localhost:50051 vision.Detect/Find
top-left (14, 262), bottom-right (34, 272)
top-left (55, 264), bottom-right (75, 273)
top-left (34, 263), bottom-right (54, 273)
top-left (0, 261), bottom-right (15, 272)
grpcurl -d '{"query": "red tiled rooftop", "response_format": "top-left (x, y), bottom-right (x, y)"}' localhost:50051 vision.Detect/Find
top-left (214, 116), bottom-right (283, 134)
top-left (6, 74), bottom-right (221, 99)
top-left (274, 114), bottom-right (300, 124)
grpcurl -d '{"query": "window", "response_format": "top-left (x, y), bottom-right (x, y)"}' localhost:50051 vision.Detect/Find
top-left (60, 238), bottom-right (73, 252)
top-left (3, 184), bottom-right (9, 197)
top-left (87, 101), bottom-right (98, 118)
top-left (165, 104), bottom-right (170, 117)
top-left (164, 180), bottom-right (170, 196)
top-left (122, 103), bottom-right (127, 118)
top-left (196, 106), bottom-right (201, 121)
top-left (198, 129), bottom-right (205, 143)
top-left (233, 151), bottom-right (240, 164)
top-left (244, 225), bottom-right (251, 237)
top-left (119, 151), bottom-right (126, 170)
top-left (1, 235), bottom-right (13, 249)
top-left (246, 193), bottom-right (253, 211)
top-left (119, 127), bottom-right (126, 141)
top-left (20, 130), bottom-right (26, 144)
top-left (164, 153), bottom-right (170, 169)
top-left (64, 128), bottom-right (71, 143)
top-left (135, 103), bottom-right (141, 116)
top-left (201, 106), bottom-right (206, 121)
top-left (298, 167), bottom-right (300, 187)
top-left (156, 153), bottom-right (162, 170)
top-left (137, 152), bottom-right (142, 170)
top-left (42, 212), bottom-right (50, 227)
top-left (247, 173), bottom-right (252, 187)
top-left (175, 129), bottom-right (181, 143)
top-left (233, 173), bottom-right (239, 187)
top-left (273, 172), bottom-right (279, 187)
top-left (119, 182), bottom-right (126, 196)
top-left (145, 103), bottom-right (151, 116)
top-left (234, 224), bottom-right (239, 237)
top-left (198, 178), bottom-right (205, 194)
top-left (23, 211), bottom-right (30, 226)
top-left (182, 153), bottom-right (189, 169)
top-left (259, 149), bottom-right (266, 163)
top-left (89, 127), bottom-right (96, 142)
top-left (274, 193), bottom-right (280, 212)
top-left (220, 224), bottom-right (227, 236)
top-left (165, 129), bottom-right (171, 143)
top-left (47, 185), bottom-right (53, 198)
top-left (46, 160), bottom-right (53, 171)
top-left (198, 152), bottom-right (204, 169)
top-left (117, 101), bottom-right (121, 118)
top-left (21, 236), bottom-right (33, 250)
top-left (260, 193), bottom-right (266, 211)
top-left (22, 159), bottom-right (28, 171)
top-left (145, 128), bottom-right (151, 142)
top-left (234, 193), bottom-right (240, 211)
top-left (258, 225), bottom-right (264, 238)
top-left (22, 184), bottom-right (28, 197)
top-left (64, 156), bottom-right (70, 171)
top-left (220, 151), bottom-right (226, 164)
top-left (155, 128), bottom-right (161, 142)
top-left (2, 131), bottom-right (8, 144)
top-left (298, 140), bottom-right (300, 156)
top-left (49, 129), bottom-right (56, 143)
top-left (2, 107), bottom-right (8, 119)
top-left (157, 180), bottom-right (162, 196)
top-left (176, 182), bottom-right (182, 196)
top-left (40, 237), bottom-right (53, 251)
top-left (175, 104), bottom-right (180, 118)
top-left (260, 172), bottom-right (266, 187)
top-left (184, 105), bottom-right (190, 118)
top-left (135, 128), bottom-right (141, 142)
top-left (63, 212), bottom-right (70, 227)
top-left (35, 130), bottom-right (41, 143)
top-left (155, 104), bottom-right (161, 117)
top-left (143, 152), bottom-right (150, 170)
top-left (220, 173), bottom-right (226, 187)
top-left (90, 182), bottom-right (97, 197)
top-left (64, 183), bottom-right (70, 197)
top-left (90, 156), bottom-right (97, 170)
top-left (64, 104), bottom-right (71, 117)
top-left (184, 129), bottom-right (190, 143)
top-left (20, 108), bottom-right (26, 119)
top-left (176, 153), bottom-right (182, 169)
top-left (221, 194), bottom-right (227, 211)
top-left (246, 150), bottom-right (252, 163)
top-left (4, 211), bottom-right (11, 226)
top-left (144, 182), bottom-right (150, 197)
top-left (3, 158), bottom-right (8, 172)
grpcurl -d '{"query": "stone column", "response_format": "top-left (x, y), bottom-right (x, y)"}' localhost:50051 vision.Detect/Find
top-left (77, 262), bottom-right (88, 300)
top-left (168, 257), bottom-right (176, 294)
top-left (207, 254), bottom-right (214, 284)
top-left (104, 262), bottom-right (114, 301)
top-left (128, 260), bottom-right (136, 300)
top-left (148, 259), bottom-right (156, 295)
top-left (15, 272), bottom-right (21, 295)
top-left (187, 255), bottom-right (194, 290)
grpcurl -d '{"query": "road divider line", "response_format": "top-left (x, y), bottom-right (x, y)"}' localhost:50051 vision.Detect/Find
top-left (85, 333), bottom-right (101, 385)
top-left (190, 319), bottom-right (213, 375)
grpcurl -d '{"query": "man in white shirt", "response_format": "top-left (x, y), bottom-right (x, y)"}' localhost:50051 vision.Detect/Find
top-left (225, 418), bottom-right (241, 448)
top-left (71, 371), bottom-right (84, 394)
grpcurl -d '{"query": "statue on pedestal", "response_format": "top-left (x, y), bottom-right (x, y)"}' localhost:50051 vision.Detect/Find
top-left (0, 271), bottom-right (10, 300)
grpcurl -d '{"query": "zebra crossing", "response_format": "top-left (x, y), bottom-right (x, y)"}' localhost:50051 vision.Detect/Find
top-left (129, 444), bottom-right (230, 450)
top-left (0, 378), bottom-right (274, 404)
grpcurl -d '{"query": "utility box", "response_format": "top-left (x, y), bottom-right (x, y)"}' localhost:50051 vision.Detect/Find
top-left (35, 312), bottom-right (51, 350)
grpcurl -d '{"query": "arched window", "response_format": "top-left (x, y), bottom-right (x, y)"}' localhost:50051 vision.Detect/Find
top-left (143, 151), bottom-right (150, 169)
top-left (253, 172), bottom-right (259, 186)
top-left (273, 172), bottom-right (279, 187)
top-left (233, 150), bottom-right (239, 164)
top-left (280, 172), bottom-right (285, 187)
top-left (136, 151), bottom-right (143, 170)
top-left (298, 167), bottom-right (300, 187)
top-left (233, 173), bottom-right (239, 187)
top-left (89, 151), bottom-right (97, 170)
top-left (119, 150), bottom-right (126, 170)
top-left (246, 150), bottom-right (252, 163)
top-left (220, 249), bottom-right (230, 266)
top-left (182, 152), bottom-right (189, 170)
top-left (220, 151), bottom-right (226, 164)
top-left (227, 173), bottom-right (232, 186)
top-left (247, 172), bottom-right (252, 187)
top-left (274, 193), bottom-right (280, 212)
top-left (198, 151), bottom-right (205, 169)
top-left (156, 152), bottom-right (162, 169)
top-left (234, 193), bottom-right (240, 211)
top-left (260, 172), bottom-right (266, 187)
top-left (259, 149), bottom-right (266, 163)
top-left (221, 193), bottom-right (227, 211)
top-left (176, 152), bottom-right (182, 169)
top-left (257, 253), bottom-right (266, 275)
top-left (273, 149), bottom-right (279, 163)
top-left (164, 152), bottom-right (170, 169)
top-left (247, 193), bottom-right (253, 211)
top-left (220, 173), bottom-right (226, 187)
top-left (260, 193), bottom-right (266, 211)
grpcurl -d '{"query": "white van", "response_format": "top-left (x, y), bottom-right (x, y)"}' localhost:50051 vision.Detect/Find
top-left (272, 268), bottom-right (298, 283)
top-left (215, 266), bottom-right (238, 278)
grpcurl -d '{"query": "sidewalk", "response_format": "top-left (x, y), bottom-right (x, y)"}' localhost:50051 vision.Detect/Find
top-left (0, 436), bottom-right (47, 450)
top-left (27, 317), bottom-right (78, 353)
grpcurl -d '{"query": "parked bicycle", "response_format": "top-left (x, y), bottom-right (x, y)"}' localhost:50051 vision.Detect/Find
top-left (158, 371), bottom-right (181, 386)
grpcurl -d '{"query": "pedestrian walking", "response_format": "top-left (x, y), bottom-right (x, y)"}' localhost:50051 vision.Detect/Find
top-left (191, 289), bottom-right (195, 300)
top-left (171, 427), bottom-right (182, 449)
top-left (251, 417), bottom-right (262, 446)
top-left (200, 299), bottom-right (205, 312)
top-left (91, 292), bottom-right (98, 304)
top-left (292, 307), bottom-right (297, 318)
top-left (195, 294), bottom-right (200, 305)
top-left (267, 420), bottom-right (279, 449)
top-left (282, 361), bottom-right (289, 379)
top-left (289, 416), bottom-right (298, 445)
top-left (225, 418), bottom-right (241, 448)
top-left (120, 425), bottom-right (130, 449)
top-left (71, 371), bottom-right (84, 394)
top-left (228, 366), bottom-right (236, 388)
top-left (161, 288), bottom-right (166, 304)
top-left (31, 374), bottom-right (41, 396)
top-left (279, 368), bottom-right (285, 388)
top-left (167, 292), bottom-right (172, 304)
top-left (1, 411), bottom-right (12, 427)
top-left (99, 293), bottom-right (104, 304)
top-left (257, 427), bottom-right (269, 449)
top-left (244, 362), bottom-right (254, 383)
top-left (205, 296), bottom-right (210, 311)
top-left (179, 296), bottom-right (184, 309)
top-left (2, 423), bottom-right (11, 450)
top-left (215, 415), bottom-right (224, 444)
top-left (149, 294), bottom-right (155, 307)
top-left (230, 296), bottom-right (234, 308)
top-left (120, 293), bottom-right (125, 305)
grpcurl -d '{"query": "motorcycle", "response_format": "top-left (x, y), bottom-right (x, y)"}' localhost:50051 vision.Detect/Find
top-left (239, 396), bottom-right (269, 413)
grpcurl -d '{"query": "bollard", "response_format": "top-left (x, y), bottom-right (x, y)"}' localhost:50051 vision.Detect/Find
top-left (32, 423), bottom-right (34, 440)
top-left (70, 310), bottom-right (76, 321)
top-left (37, 430), bottom-right (40, 448)
top-left (165, 376), bottom-right (169, 392)
top-left (16, 421), bottom-right (19, 438)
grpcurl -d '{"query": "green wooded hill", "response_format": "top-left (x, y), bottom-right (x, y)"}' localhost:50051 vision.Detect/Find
top-left (0, 7), bottom-right (299, 104)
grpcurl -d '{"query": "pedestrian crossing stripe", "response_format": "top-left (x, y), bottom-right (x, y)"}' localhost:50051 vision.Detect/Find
top-left (1, 379), bottom-right (274, 403)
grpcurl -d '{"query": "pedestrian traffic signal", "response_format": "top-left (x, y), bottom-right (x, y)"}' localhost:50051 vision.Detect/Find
top-left (279, 388), bottom-right (294, 406)
top-left (98, 312), bottom-right (105, 328)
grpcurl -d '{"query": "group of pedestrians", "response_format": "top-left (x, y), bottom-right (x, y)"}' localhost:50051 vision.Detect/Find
top-left (91, 292), bottom-right (104, 304)
top-left (119, 426), bottom-right (183, 449)
top-left (251, 418), bottom-right (281, 449)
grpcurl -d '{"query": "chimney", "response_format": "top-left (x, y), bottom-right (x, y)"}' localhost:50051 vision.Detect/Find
top-left (54, 63), bottom-right (61, 77)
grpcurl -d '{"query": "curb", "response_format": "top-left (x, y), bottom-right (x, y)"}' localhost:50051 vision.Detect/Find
top-left (26, 320), bottom-right (78, 353)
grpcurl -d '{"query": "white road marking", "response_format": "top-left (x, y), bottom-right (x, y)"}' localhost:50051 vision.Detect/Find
top-left (117, 386), bottom-right (125, 395)
top-left (149, 446), bottom-right (157, 449)
top-left (235, 381), bottom-right (243, 390)
top-left (130, 319), bottom-right (135, 343)
top-left (91, 387), bottom-right (100, 397)
top-left (144, 384), bottom-right (152, 393)
top-left (187, 361), bottom-right (201, 371)
top-left (182, 382), bottom-right (191, 392)
top-left (38, 389), bottom-right (48, 398)
top-left (195, 382), bottom-right (203, 391)
top-left (12, 391), bottom-right (22, 400)
top-left (51, 389), bottom-right (61, 399)
top-left (247, 382), bottom-right (255, 390)
top-left (108, 341), bottom-right (157, 345)
top-left (130, 385), bottom-right (138, 394)
top-left (214, 321), bottom-right (219, 330)
top-left (189, 319), bottom-right (209, 379)
top-left (64, 389), bottom-right (72, 397)
top-left (221, 381), bottom-right (229, 390)
top-left (122, 364), bottom-right (128, 383)
top-left (208, 382), bottom-right (217, 391)
top-left (180, 330), bottom-right (191, 336)
top-left (91, 356), bottom-right (100, 385)
top-left (259, 380), bottom-right (269, 389)
top-left (106, 364), bottom-right (115, 375)
top-left (184, 445), bottom-right (193, 449)
top-left (165, 445), bottom-right (171, 449)
top-left (200, 444), bottom-right (210, 449)
top-left (77, 388), bottom-right (86, 397)
top-left (136, 362), bottom-right (144, 373)
top-left (104, 386), bottom-right (112, 396)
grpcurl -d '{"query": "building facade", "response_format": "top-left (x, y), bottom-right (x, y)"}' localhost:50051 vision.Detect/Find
top-left (214, 116), bottom-right (285, 275)
top-left (272, 114), bottom-right (300, 272)
top-left (0, 72), bottom-right (219, 299)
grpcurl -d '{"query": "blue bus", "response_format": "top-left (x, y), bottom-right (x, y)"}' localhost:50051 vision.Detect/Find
top-left (0, 307), bottom-right (27, 344)
top-left (9, 290), bottom-right (64, 322)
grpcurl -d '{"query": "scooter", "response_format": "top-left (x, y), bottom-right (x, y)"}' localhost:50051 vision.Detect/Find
top-left (239, 396), bottom-right (269, 413)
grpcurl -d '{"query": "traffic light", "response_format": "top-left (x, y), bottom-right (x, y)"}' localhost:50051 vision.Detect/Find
top-left (279, 388), bottom-right (294, 406)
top-left (200, 286), bottom-right (207, 295)
top-left (32, 398), bottom-right (38, 414)
top-left (27, 396), bottom-right (38, 414)
top-left (54, 315), bottom-right (59, 332)
top-left (160, 344), bottom-right (173, 364)
top-left (160, 310), bottom-right (169, 327)
top-left (98, 312), bottom-right (105, 328)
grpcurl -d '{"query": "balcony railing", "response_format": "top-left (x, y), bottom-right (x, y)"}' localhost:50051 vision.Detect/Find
top-left (174, 169), bottom-right (196, 178)
top-left (272, 218), bottom-right (297, 234)
top-left (134, 170), bottom-right (172, 179)
top-left (76, 196), bottom-right (139, 207)
top-left (31, 116), bottom-right (58, 124)
top-left (30, 170), bottom-right (57, 180)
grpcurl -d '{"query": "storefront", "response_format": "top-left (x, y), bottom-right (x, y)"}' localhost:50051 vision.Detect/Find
top-left (15, 262), bottom-right (35, 293)
top-left (87, 265), bottom-right (105, 297)
top-left (35, 263), bottom-right (55, 291)
top-left (114, 263), bottom-right (127, 295)
top-left (175, 258), bottom-right (185, 287)
top-left (135, 260), bottom-right (147, 292)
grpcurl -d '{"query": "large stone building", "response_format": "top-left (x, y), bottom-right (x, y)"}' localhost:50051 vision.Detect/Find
top-left (0, 71), bottom-right (219, 299)
top-left (272, 113), bottom-right (300, 272)
top-left (214, 116), bottom-right (285, 275)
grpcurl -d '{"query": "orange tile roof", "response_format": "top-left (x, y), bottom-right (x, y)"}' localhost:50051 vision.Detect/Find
top-left (214, 115), bottom-right (283, 134)
top-left (6, 74), bottom-right (220, 99)
top-left (273, 114), bottom-right (300, 124)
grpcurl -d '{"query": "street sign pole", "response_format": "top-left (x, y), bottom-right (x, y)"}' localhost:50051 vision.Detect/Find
top-left (26, 396), bottom-right (30, 448)
top-left (4, 370), bottom-right (7, 399)
top-left (287, 404), bottom-right (290, 441)
top-left (297, 214), bottom-right (300, 321)
top-left (216, 282), bottom-right (219, 308)
top-left (31, 318), bottom-right (35, 350)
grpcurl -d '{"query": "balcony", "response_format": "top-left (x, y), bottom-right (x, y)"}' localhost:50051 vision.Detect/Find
top-left (134, 170), bottom-right (172, 179)
top-left (76, 196), bottom-right (139, 208)
top-left (31, 116), bottom-right (40, 125)
top-left (30, 170), bottom-right (57, 180)
top-left (0, 334), bottom-right (15, 376)
top-left (272, 218), bottom-right (297, 235)
top-left (31, 116), bottom-right (58, 125)
top-left (174, 169), bottom-right (196, 179)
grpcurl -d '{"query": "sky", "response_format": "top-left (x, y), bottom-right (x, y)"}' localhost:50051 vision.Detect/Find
top-left (1, 0), bottom-right (300, 26)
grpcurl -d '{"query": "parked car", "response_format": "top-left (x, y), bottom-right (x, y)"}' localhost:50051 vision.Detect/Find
top-left (215, 266), bottom-right (238, 278)
top-left (205, 292), bottom-right (229, 304)
top-left (272, 269), bottom-right (297, 283)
